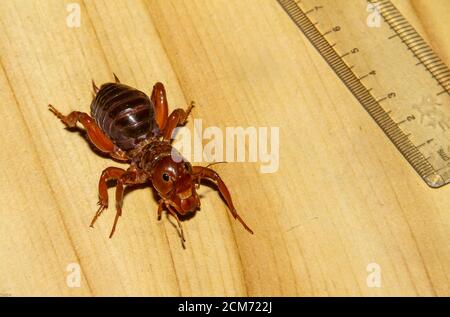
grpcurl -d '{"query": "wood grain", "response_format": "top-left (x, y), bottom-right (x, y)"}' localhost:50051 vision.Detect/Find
top-left (0, 0), bottom-right (449, 296)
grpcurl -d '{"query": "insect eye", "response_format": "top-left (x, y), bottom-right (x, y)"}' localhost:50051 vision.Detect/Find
top-left (162, 173), bottom-right (170, 182)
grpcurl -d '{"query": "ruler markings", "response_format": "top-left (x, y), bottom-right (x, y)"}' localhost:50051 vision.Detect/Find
top-left (277, 0), bottom-right (442, 186)
top-left (378, 0), bottom-right (450, 95)
top-left (404, 34), bottom-right (422, 42)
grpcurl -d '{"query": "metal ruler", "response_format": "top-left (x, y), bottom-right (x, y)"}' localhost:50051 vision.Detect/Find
top-left (277, 0), bottom-right (450, 187)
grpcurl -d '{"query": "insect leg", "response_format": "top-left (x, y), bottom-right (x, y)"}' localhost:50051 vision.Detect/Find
top-left (109, 179), bottom-right (124, 238)
top-left (162, 101), bottom-right (195, 141)
top-left (90, 167), bottom-right (126, 228)
top-left (151, 82), bottom-right (169, 131)
top-left (164, 202), bottom-right (186, 247)
top-left (192, 166), bottom-right (254, 234)
top-left (107, 170), bottom-right (147, 238)
top-left (48, 105), bottom-right (128, 161)
top-left (157, 200), bottom-right (164, 220)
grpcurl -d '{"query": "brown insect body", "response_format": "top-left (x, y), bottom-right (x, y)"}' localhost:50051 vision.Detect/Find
top-left (49, 75), bottom-right (252, 246)
top-left (132, 140), bottom-right (201, 215)
top-left (91, 83), bottom-right (159, 151)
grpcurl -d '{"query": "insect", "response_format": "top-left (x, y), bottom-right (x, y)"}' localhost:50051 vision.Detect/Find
top-left (49, 74), bottom-right (253, 246)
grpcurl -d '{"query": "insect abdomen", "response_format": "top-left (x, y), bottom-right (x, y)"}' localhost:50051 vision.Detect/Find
top-left (91, 83), bottom-right (157, 151)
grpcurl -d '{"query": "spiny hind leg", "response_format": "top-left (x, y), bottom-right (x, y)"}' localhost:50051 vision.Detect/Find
top-left (108, 169), bottom-right (148, 238)
top-left (91, 166), bottom-right (148, 238)
top-left (109, 178), bottom-right (125, 238)
top-left (48, 105), bottom-right (128, 161)
top-left (91, 167), bottom-right (144, 238)
top-left (162, 101), bottom-right (195, 141)
top-left (90, 167), bottom-right (126, 228)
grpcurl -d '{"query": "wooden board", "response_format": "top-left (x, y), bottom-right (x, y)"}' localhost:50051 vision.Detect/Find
top-left (0, 0), bottom-right (449, 296)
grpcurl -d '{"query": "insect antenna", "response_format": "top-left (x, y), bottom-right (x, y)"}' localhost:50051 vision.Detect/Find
top-left (205, 161), bottom-right (228, 169)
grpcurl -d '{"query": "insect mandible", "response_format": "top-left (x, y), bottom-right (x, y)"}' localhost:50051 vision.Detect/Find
top-left (49, 74), bottom-right (253, 246)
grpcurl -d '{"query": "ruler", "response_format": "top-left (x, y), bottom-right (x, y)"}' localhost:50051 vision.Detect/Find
top-left (277, 0), bottom-right (450, 188)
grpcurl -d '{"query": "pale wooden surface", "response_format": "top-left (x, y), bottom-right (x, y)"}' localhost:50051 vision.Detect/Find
top-left (0, 0), bottom-right (449, 296)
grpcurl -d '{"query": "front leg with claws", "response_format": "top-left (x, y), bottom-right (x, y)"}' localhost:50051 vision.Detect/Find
top-left (89, 167), bottom-right (126, 232)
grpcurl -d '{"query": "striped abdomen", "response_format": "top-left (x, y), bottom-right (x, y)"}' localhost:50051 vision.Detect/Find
top-left (91, 83), bottom-right (158, 151)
